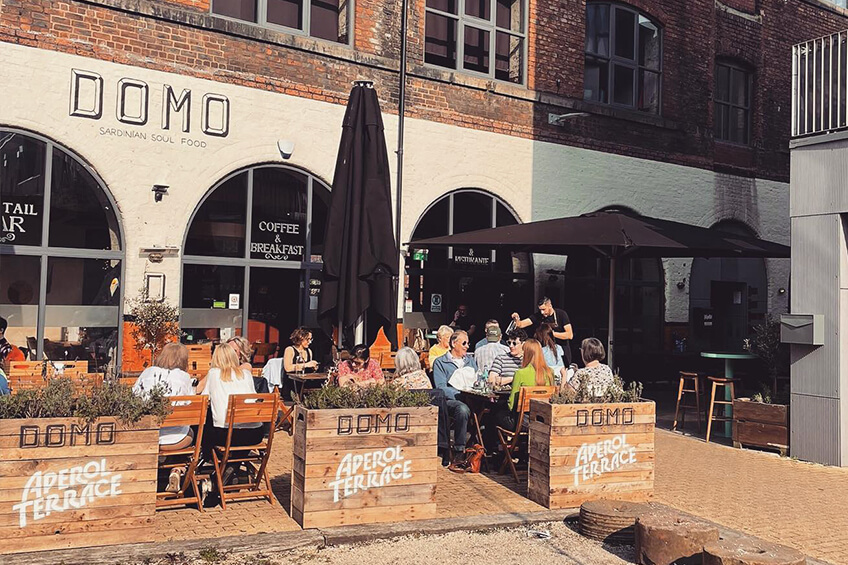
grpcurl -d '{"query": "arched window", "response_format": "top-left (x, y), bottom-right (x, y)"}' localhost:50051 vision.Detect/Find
top-left (406, 190), bottom-right (532, 345)
top-left (181, 165), bottom-right (330, 362)
top-left (584, 2), bottom-right (662, 113)
top-left (690, 220), bottom-right (767, 351)
top-left (0, 128), bottom-right (124, 373)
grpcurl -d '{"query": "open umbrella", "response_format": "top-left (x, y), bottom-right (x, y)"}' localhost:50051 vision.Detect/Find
top-left (318, 82), bottom-right (398, 348)
top-left (408, 210), bottom-right (789, 365)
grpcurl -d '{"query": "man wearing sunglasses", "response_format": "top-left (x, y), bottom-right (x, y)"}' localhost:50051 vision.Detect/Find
top-left (511, 296), bottom-right (574, 364)
top-left (488, 329), bottom-right (527, 387)
top-left (432, 330), bottom-right (477, 472)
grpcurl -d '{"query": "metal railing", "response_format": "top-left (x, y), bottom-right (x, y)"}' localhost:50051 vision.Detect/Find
top-left (792, 31), bottom-right (848, 138)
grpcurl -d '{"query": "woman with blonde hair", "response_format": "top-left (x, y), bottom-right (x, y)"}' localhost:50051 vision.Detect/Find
top-left (427, 325), bottom-right (454, 368)
top-left (202, 344), bottom-right (264, 449)
top-left (227, 336), bottom-right (269, 393)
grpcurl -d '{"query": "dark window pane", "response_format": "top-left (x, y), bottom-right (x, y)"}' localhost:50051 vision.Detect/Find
top-left (496, 0), bottom-right (523, 32)
top-left (585, 3), bottom-right (609, 56)
top-left (250, 167), bottom-right (308, 262)
top-left (311, 0), bottom-right (348, 42)
top-left (0, 255), bottom-right (40, 347)
top-left (452, 192), bottom-right (492, 271)
top-left (185, 173), bottom-right (247, 257)
top-left (310, 183), bottom-right (330, 260)
top-left (268, 0), bottom-right (303, 29)
top-left (426, 0), bottom-right (457, 14)
top-left (425, 12), bottom-right (458, 69)
top-left (613, 8), bottom-right (635, 60)
top-left (639, 69), bottom-right (660, 113)
top-left (612, 64), bottom-right (635, 106)
top-left (584, 57), bottom-right (609, 103)
top-left (181, 264), bottom-right (244, 342)
top-left (731, 67), bottom-right (749, 107)
top-left (716, 64), bottom-right (730, 103)
top-left (463, 26), bottom-right (490, 73)
top-left (638, 16), bottom-right (660, 70)
top-left (212, 0), bottom-right (257, 22)
top-left (46, 257), bottom-right (121, 306)
top-left (495, 32), bottom-right (523, 83)
top-left (411, 197), bottom-right (449, 267)
top-left (49, 150), bottom-right (120, 250)
top-left (1, 132), bottom-right (45, 246)
top-left (714, 103), bottom-right (728, 140)
top-left (732, 107), bottom-right (749, 144)
top-left (465, 0), bottom-right (490, 20)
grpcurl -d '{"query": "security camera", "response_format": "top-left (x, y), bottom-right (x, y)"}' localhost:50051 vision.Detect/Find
top-left (152, 184), bottom-right (169, 202)
top-left (277, 140), bottom-right (295, 160)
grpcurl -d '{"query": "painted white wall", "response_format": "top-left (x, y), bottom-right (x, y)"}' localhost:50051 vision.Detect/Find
top-left (0, 42), bottom-right (789, 329)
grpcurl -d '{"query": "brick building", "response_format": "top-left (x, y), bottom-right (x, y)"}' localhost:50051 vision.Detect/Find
top-left (0, 0), bottom-right (846, 374)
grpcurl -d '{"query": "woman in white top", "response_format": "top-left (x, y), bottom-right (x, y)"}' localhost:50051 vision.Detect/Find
top-left (133, 342), bottom-right (194, 451)
top-left (202, 344), bottom-right (264, 448)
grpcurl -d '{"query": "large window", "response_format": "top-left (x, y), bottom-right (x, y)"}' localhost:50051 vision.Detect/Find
top-left (424, 0), bottom-right (526, 84)
top-left (714, 62), bottom-right (751, 145)
top-left (211, 0), bottom-right (350, 44)
top-left (182, 166), bottom-right (330, 362)
top-left (584, 3), bottom-right (661, 113)
top-left (0, 129), bottom-right (123, 373)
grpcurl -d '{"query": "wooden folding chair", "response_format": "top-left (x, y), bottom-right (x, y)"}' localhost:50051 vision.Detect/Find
top-left (496, 386), bottom-right (557, 482)
top-left (156, 396), bottom-right (210, 510)
top-left (212, 393), bottom-right (279, 509)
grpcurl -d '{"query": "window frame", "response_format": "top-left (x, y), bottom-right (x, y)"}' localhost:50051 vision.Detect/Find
top-left (424, 0), bottom-right (529, 86)
top-left (714, 61), bottom-right (753, 146)
top-left (584, 2), bottom-right (663, 114)
top-left (0, 127), bottom-right (126, 369)
top-left (210, 0), bottom-right (354, 47)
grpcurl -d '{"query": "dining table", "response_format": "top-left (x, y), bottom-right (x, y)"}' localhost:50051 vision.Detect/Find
top-left (700, 350), bottom-right (758, 436)
top-left (288, 372), bottom-right (330, 398)
top-left (457, 387), bottom-right (511, 467)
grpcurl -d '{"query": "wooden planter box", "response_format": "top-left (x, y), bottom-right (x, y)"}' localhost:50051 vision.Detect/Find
top-left (528, 400), bottom-right (655, 509)
top-left (291, 405), bottom-right (438, 528)
top-left (732, 398), bottom-right (789, 455)
top-left (0, 416), bottom-right (159, 554)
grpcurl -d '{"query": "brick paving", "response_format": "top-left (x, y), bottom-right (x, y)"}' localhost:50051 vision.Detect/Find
top-left (654, 429), bottom-right (848, 565)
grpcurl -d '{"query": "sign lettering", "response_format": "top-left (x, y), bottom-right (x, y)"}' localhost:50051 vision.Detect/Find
top-left (576, 407), bottom-right (634, 427)
top-left (19, 422), bottom-right (117, 448)
top-left (336, 413), bottom-right (410, 435)
top-left (328, 446), bottom-right (412, 502)
top-left (570, 434), bottom-right (637, 487)
top-left (250, 217), bottom-right (305, 261)
top-left (1, 197), bottom-right (41, 245)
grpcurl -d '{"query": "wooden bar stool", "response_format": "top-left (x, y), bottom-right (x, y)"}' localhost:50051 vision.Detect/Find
top-left (672, 372), bottom-right (702, 432)
top-left (706, 376), bottom-right (738, 443)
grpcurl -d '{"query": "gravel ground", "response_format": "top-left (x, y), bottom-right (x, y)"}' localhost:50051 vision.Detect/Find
top-left (134, 522), bottom-right (636, 565)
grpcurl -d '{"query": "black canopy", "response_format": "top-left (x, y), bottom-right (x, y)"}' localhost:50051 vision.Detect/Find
top-left (318, 82), bottom-right (398, 348)
top-left (408, 210), bottom-right (789, 365)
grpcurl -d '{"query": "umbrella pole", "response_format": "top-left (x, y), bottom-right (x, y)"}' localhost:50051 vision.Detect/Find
top-left (608, 254), bottom-right (616, 370)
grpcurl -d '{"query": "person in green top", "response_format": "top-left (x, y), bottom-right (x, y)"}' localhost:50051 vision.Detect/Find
top-left (484, 338), bottom-right (555, 454)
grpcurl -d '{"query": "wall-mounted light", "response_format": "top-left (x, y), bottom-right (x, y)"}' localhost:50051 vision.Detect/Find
top-left (277, 140), bottom-right (295, 160)
top-left (152, 184), bottom-right (169, 202)
top-left (548, 112), bottom-right (590, 125)
top-left (779, 288), bottom-right (787, 295)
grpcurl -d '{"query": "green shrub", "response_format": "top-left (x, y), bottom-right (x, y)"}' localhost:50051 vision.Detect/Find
top-left (550, 375), bottom-right (644, 405)
top-left (0, 377), bottom-right (170, 424)
top-left (297, 382), bottom-right (432, 409)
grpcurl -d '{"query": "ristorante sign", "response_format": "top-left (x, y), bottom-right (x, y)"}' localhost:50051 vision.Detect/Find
top-left (68, 68), bottom-right (231, 148)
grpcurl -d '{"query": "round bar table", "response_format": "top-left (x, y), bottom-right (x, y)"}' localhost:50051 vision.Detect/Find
top-left (700, 351), bottom-right (757, 437)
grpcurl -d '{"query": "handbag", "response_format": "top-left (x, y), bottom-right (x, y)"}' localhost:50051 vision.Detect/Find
top-left (465, 443), bottom-right (485, 473)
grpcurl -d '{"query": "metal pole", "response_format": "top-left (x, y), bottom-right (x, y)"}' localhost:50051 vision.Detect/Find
top-left (607, 254), bottom-right (616, 369)
top-left (395, 0), bottom-right (409, 339)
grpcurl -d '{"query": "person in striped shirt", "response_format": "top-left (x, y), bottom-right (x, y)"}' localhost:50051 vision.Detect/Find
top-left (487, 329), bottom-right (527, 387)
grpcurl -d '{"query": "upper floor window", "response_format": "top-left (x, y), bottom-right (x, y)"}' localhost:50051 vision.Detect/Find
top-left (714, 62), bottom-right (751, 145)
top-left (424, 0), bottom-right (526, 84)
top-left (211, 0), bottom-right (350, 44)
top-left (584, 3), bottom-right (661, 114)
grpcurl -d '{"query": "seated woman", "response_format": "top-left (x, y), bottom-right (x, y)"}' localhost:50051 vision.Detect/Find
top-left (427, 325), bottom-right (453, 369)
top-left (390, 347), bottom-right (432, 390)
top-left (280, 327), bottom-right (319, 400)
top-left (132, 342), bottom-right (195, 491)
top-left (484, 339), bottom-right (554, 454)
top-left (535, 324), bottom-right (567, 385)
top-left (227, 336), bottom-right (268, 393)
top-left (337, 344), bottom-right (385, 389)
top-left (568, 337), bottom-right (615, 397)
top-left (201, 344), bottom-right (264, 452)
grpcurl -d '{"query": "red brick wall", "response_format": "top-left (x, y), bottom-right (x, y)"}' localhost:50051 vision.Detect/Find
top-left (1, 0), bottom-right (847, 182)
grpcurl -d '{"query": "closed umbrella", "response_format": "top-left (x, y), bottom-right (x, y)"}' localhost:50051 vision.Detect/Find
top-left (318, 82), bottom-right (398, 348)
top-left (408, 209), bottom-right (789, 366)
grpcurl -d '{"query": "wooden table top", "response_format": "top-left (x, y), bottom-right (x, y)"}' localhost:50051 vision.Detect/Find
top-left (289, 372), bottom-right (330, 382)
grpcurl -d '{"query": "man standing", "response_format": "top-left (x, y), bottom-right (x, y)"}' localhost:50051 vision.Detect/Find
top-left (511, 297), bottom-right (574, 364)
top-left (474, 325), bottom-right (509, 375)
top-left (432, 330), bottom-right (477, 472)
top-left (449, 304), bottom-right (477, 345)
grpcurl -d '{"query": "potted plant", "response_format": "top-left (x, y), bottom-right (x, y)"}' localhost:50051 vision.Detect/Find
top-left (0, 378), bottom-right (169, 554)
top-left (735, 317), bottom-right (790, 455)
top-left (127, 288), bottom-right (182, 368)
top-left (291, 383), bottom-right (438, 528)
top-left (528, 377), bottom-right (655, 509)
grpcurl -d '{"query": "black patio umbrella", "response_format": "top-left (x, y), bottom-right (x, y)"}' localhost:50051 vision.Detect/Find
top-left (318, 82), bottom-right (398, 349)
top-left (408, 209), bottom-right (789, 365)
